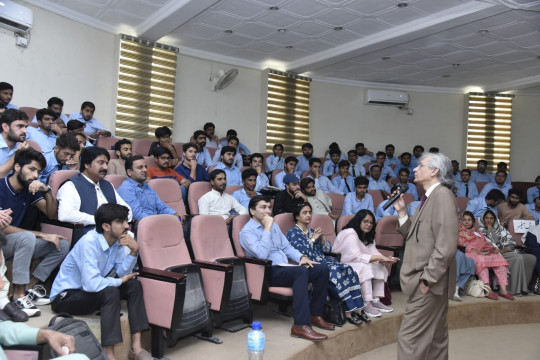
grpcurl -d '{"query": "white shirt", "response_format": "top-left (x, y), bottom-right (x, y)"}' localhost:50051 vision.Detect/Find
top-left (198, 189), bottom-right (248, 219)
top-left (57, 173), bottom-right (132, 226)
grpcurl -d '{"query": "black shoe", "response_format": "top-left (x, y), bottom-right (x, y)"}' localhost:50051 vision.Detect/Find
top-left (355, 311), bottom-right (372, 324)
top-left (346, 314), bottom-right (362, 326)
top-left (3, 302), bottom-right (29, 322)
top-left (0, 309), bottom-right (10, 321)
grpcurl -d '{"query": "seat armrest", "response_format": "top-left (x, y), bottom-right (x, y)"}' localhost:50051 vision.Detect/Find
top-left (39, 218), bottom-right (84, 229)
top-left (139, 267), bottom-right (186, 283)
top-left (193, 260), bottom-right (234, 272)
top-left (238, 256), bottom-right (272, 266)
top-left (376, 245), bottom-right (402, 251)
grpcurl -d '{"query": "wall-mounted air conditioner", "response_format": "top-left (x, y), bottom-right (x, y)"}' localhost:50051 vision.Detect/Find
top-left (365, 89), bottom-right (409, 106)
top-left (0, 0), bottom-right (33, 34)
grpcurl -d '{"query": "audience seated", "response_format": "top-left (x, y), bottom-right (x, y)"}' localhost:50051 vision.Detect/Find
top-left (274, 156), bottom-right (297, 189)
top-left (0, 82), bottom-right (17, 109)
top-left (458, 211), bottom-right (512, 300)
top-left (306, 158), bottom-right (343, 195)
top-left (192, 130), bottom-right (213, 168)
top-left (455, 169), bottom-right (478, 198)
top-left (383, 144), bottom-right (400, 167)
top-left (250, 153), bottom-right (269, 191)
top-left (323, 149), bottom-right (341, 177)
top-left (219, 129), bottom-right (251, 155)
top-left (367, 165), bottom-right (391, 195)
top-left (274, 173), bottom-right (308, 215)
top-left (479, 170), bottom-right (512, 198)
top-left (398, 152), bottom-right (415, 181)
top-left (465, 189), bottom-right (505, 218)
top-left (240, 195), bottom-right (333, 341)
top-left (50, 203), bottom-right (152, 360)
top-left (332, 210), bottom-right (397, 318)
top-left (0, 148), bottom-right (69, 316)
top-left (286, 202), bottom-right (370, 325)
top-left (25, 109), bottom-right (59, 153)
top-left (198, 169), bottom-right (247, 223)
top-left (347, 149), bottom-right (365, 178)
top-left (342, 176), bottom-right (374, 216)
top-left (406, 200), bottom-right (420, 217)
top-left (300, 178), bottom-right (339, 221)
top-left (525, 223), bottom-right (540, 293)
top-left (409, 145), bottom-right (424, 168)
top-left (497, 189), bottom-right (534, 228)
top-left (0, 108), bottom-right (29, 178)
top-left (355, 142), bottom-right (375, 167)
top-left (296, 143), bottom-right (315, 176)
top-left (451, 160), bottom-right (461, 183)
top-left (371, 151), bottom-right (396, 182)
top-left (203, 122), bottom-right (219, 148)
top-left (526, 196), bottom-right (540, 225)
top-left (148, 126), bottom-right (180, 166)
top-left (57, 147), bottom-right (132, 235)
top-left (214, 145), bottom-right (242, 186)
top-left (470, 159), bottom-right (491, 183)
top-left (174, 143), bottom-right (209, 183)
top-left (331, 160), bottom-right (354, 193)
top-left (324, 142), bottom-right (347, 161)
top-left (106, 138), bottom-right (132, 176)
top-left (117, 156), bottom-right (181, 221)
top-left (397, 168), bottom-right (418, 200)
top-left (212, 136), bottom-right (243, 168)
top-left (265, 143), bottom-right (284, 173)
top-left (68, 101), bottom-right (112, 140)
top-left (31, 97), bottom-right (68, 128)
top-left (39, 133), bottom-right (80, 183)
top-left (66, 120), bottom-right (92, 147)
top-left (232, 168), bottom-right (260, 211)
top-left (478, 209), bottom-right (536, 295)
top-left (147, 147), bottom-right (189, 200)
top-left (527, 175), bottom-right (540, 204)
top-left (490, 162), bottom-right (512, 185)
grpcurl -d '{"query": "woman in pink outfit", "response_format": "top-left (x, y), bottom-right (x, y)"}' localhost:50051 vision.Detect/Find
top-left (332, 210), bottom-right (398, 318)
top-left (458, 211), bottom-right (512, 300)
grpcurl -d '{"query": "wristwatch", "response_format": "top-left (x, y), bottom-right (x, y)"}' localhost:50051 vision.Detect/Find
top-left (43, 185), bottom-right (52, 194)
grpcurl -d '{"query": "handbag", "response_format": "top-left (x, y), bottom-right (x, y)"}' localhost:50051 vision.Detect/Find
top-left (323, 297), bottom-right (346, 327)
top-left (464, 278), bottom-right (491, 298)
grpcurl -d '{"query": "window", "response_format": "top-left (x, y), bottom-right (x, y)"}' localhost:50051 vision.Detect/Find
top-left (465, 93), bottom-right (514, 172)
top-left (265, 70), bottom-right (311, 154)
top-left (115, 35), bottom-right (178, 139)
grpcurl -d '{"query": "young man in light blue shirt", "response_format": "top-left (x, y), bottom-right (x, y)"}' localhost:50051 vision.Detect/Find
top-left (455, 169), bottom-right (479, 198)
top-left (479, 171), bottom-right (512, 198)
top-left (470, 159), bottom-right (491, 183)
top-left (31, 97), bottom-right (69, 129)
top-left (367, 165), bottom-right (391, 195)
top-left (322, 149), bottom-right (341, 177)
top-left (233, 168), bottom-right (260, 210)
top-left (193, 130), bottom-right (214, 169)
top-left (0, 109), bottom-right (29, 178)
top-left (372, 152), bottom-right (396, 181)
top-left (296, 143), bottom-right (315, 176)
top-left (342, 176), bottom-right (374, 216)
top-left (69, 101), bottom-right (112, 140)
top-left (265, 143), bottom-right (284, 173)
top-left (384, 144), bottom-right (401, 167)
top-left (306, 158), bottom-right (343, 195)
top-left (0, 82), bottom-right (17, 109)
top-left (214, 146), bottom-right (242, 186)
top-left (347, 149), bottom-right (365, 178)
top-left (274, 156), bottom-right (297, 189)
top-left (26, 108), bottom-right (59, 153)
top-left (465, 189), bottom-right (505, 218)
top-left (250, 153), bottom-right (269, 191)
top-left (332, 160), bottom-right (355, 194)
top-left (528, 176), bottom-right (540, 204)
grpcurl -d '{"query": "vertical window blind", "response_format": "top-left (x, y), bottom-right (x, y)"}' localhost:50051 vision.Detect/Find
top-left (115, 35), bottom-right (178, 139)
top-left (465, 93), bottom-right (514, 173)
top-left (265, 70), bottom-right (311, 154)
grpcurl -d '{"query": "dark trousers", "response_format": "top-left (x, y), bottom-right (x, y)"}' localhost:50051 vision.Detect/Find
top-left (270, 264), bottom-right (329, 326)
top-left (51, 279), bottom-right (149, 347)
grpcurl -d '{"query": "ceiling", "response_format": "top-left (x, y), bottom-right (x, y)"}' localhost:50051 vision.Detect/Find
top-left (23, 0), bottom-right (540, 93)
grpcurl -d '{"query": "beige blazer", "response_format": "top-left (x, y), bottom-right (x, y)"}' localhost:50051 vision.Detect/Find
top-left (397, 184), bottom-right (458, 299)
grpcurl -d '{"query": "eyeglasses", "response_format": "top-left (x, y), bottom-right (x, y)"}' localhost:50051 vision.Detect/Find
top-left (158, 156), bottom-right (171, 161)
top-left (417, 163), bottom-right (429, 168)
top-left (361, 220), bottom-right (374, 225)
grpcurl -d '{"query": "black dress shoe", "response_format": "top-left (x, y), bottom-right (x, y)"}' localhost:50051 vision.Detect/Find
top-left (355, 311), bottom-right (371, 324)
top-left (0, 309), bottom-right (10, 321)
top-left (346, 315), bottom-right (362, 326)
top-left (3, 302), bottom-right (29, 322)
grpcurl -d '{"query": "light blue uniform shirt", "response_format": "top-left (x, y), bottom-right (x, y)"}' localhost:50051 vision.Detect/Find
top-left (368, 178), bottom-right (391, 193)
top-left (219, 139), bottom-right (251, 155)
top-left (342, 192), bottom-right (374, 216)
top-left (470, 170), bottom-right (491, 183)
top-left (384, 156), bottom-right (401, 167)
top-left (0, 135), bottom-right (18, 167)
top-left (407, 200), bottom-right (421, 216)
top-left (404, 182), bottom-right (419, 200)
top-left (490, 172), bottom-right (512, 185)
top-left (32, 113), bottom-right (69, 124)
top-left (465, 197), bottom-right (498, 218)
top-left (455, 181), bottom-right (479, 198)
top-left (50, 230), bottom-right (137, 301)
top-left (240, 219), bottom-right (302, 265)
top-left (332, 175), bottom-right (354, 194)
top-left (215, 162), bottom-right (242, 186)
top-left (117, 178), bottom-right (176, 220)
top-left (232, 188), bottom-right (260, 210)
top-left (528, 186), bottom-right (539, 204)
top-left (265, 155), bottom-right (284, 172)
top-left (525, 204), bottom-right (540, 225)
top-left (375, 199), bottom-right (398, 220)
top-left (274, 170), bottom-right (287, 189)
top-left (25, 126), bottom-right (57, 153)
top-left (39, 150), bottom-right (61, 183)
top-left (295, 155), bottom-right (312, 176)
top-left (196, 147), bottom-right (213, 168)
top-left (307, 174), bottom-right (343, 195)
top-left (322, 160), bottom-right (340, 177)
top-left (479, 182), bottom-right (512, 199)
top-left (255, 173), bottom-right (269, 191)
top-left (348, 162), bottom-right (365, 178)
top-left (5, 103), bottom-right (18, 109)
top-left (69, 112), bottom-right (112, 136)
top-left (212, 149), bottom-right (243, 168)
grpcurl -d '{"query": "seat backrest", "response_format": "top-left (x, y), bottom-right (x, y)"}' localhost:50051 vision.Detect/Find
top-left (476, 181), bottom-right (488, 193)
top-left (191, 215), bottom-right (235, 261)
top-left (143, 156), bottom-right (155, 168)
top-left (19, 106), bottom-right (38, 120)
top-left (137, 214), bottom-right (192, 269)
top-left (327, 193), bottom-right (345, 216)
top-left (456, 196), bottom-right (470, 213)
top-left (208, 164), bottom-right (218, 173)
top-left (95, 136), bottom-right (117, 150)
top-left (132, 138), bottom-right (154, 156)
top-left (26, 139), bottom-right (42, 152)
top-left (231, 214), bottom-right (250, 256)
top-left (368, 190), bottom-right (384, 210)
top-left (387, 177), bottom-right (398, 187)
top-left (49, 170), bottom-right (79, 197)
top-left (225, 185), bottom-right (243, 195)
top-left (311, 214), bottom-right (336, 244)
top-left (187, 182), bottom-right (212, 216)
top-left (104, 174), bottom-right (127, 189)
top-left (172, 142), bottom-right (184, 159)
top-left (107, 149), bottom-right (118, 159)
top-left (402, 193), bottom-right (414, 207)
top-left (336, 214), bottom-right (354, 233)
top-left (272, 169), bottom-right (283, 186)
top-left (374, 216), bottom-right (403, 248)
top-left (363, 162), bottom-right (373, 175)
top-left (274, 213), bottom-right (295, 235)
top-left (148, 178), bottom-right (186, 215)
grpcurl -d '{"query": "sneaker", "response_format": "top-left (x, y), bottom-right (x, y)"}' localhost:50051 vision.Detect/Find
top-left (452, 293), bottom-right (463, 302)
top-left (363, 303), bottom-right (381, 318)
top-left (25, 284), bottom-right (51, 305)
top-left (14, 295), bottom-right (41, 317)
top-left (372, 301), bottom-right (393, 313)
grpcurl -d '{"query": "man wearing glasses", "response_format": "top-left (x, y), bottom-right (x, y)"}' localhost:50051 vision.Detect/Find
top-left (147, 147), bottom-right (190, 200)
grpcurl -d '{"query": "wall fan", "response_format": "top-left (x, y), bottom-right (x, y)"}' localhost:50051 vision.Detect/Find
top-left (210, 68), bottom-right (238, 91)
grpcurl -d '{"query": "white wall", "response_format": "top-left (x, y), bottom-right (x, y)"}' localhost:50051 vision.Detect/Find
top-left (510, 95), bottom-right (540, 182)
top-left (0, 2), bottom-right (118, 129)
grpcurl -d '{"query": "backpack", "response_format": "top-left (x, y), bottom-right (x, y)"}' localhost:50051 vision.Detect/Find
top-left (48, 313), bottom-right (108, 360)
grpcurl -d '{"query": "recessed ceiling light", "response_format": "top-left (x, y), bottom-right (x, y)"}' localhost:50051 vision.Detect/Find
top-left (397, 2), bottom-right (408, 8)
top-left (382, 56), bottom-right (390, 60)
top-left (442, 74), bottom-right (451, 78)
top-left (269, 6), bottom-right (279, 10)
top-left (277, 28), bottom-right (286, 33)
top-left (479, 29), bottom-right (489, 35)
top-left (224, 30), bottom-right (233, 34)
top-left (285, 45), bottom-right (293, 49)
top-left (334, 26), bottom-right (343, 31)
top-left (452, 63), bottom-right (460, 69)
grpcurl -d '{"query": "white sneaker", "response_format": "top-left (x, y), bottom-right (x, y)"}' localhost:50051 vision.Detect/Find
top-left (372, 301), bottom-right (393, 313)
top-left (25, 284), bottom-right (51, 305)
top-left (15, 295), bottom-right (41, 317)
top-left (363, 303), bottom-right (381, 318)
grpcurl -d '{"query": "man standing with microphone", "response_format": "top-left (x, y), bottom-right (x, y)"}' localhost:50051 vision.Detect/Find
top-left (392, 153), bottom-right (458, 360)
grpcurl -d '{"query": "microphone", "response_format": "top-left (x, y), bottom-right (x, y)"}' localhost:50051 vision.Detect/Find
top-left (383, 183), bottom-right (409, 210)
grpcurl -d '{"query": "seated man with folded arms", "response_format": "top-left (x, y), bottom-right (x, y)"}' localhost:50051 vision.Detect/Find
top-left (39, 133), bottom-right (80, 183)
top-left (250, 153), bottom-right (269, 191)
top-left (118, 155), bottom-right (183, 221)
top-left (275, 156), bottom-right (297, 190)
top-left (212, 136), bottom-right (243, 168)
top-left (479, 170), bottom-right (512, 198)
top-left (397, 168), bottom-right (419, 200)
top-left (265, 143), bottom-right (284, 173)
top-left (203, 122), bottom-right (219, 149)
top-left (69, 101), bottom-right (112, 140)
top-left (219, 129), bottom-right (251, 155)
top-left (57, 147), bottom-right (132, 235)
top-left (192, 130), bottom-right (213, 169)
top-left (233, 168), bottom-right (260, 211)
top-left (347, 149), bottom-right (365, 178)
top-left (0, 148), bottom-right (69, 316)
top-left (527, 175), bottom-right (540, 204)
top-left (470, 159), bottom-right (491, 183)
top-left (296, 143), bottom-right (314, 176)
top-left (367, 164), bottom-right (391, 196)
top-left (274, 174), bottom-right (307, 215)
top-left (384, 144), bottom-right (400, 167)
top-left (51, 203), bottom-right (152, 360)
top-left (342, 176), bottom-right (374, 216)
top-left (0, 109), bottom-right (29, 178)
top-left (148, 126), bottom-right (180, 167)
top-left (306, 158), bottom-right (343, 195)
top-left (465, 188), bottom-right (505, 218)
top-left (322, 149), bottom-right (341, 177)
top-left (455, 169), bottom-right (478, 198)
top-left (214, 146), bottom-right (242, 186)
top-left (331, 160), bottom-right (354, 194)
top-left (300, 178), bottom-right (339, 221)
top-left (174, 143), bottom-right (209, 183)
top-left (31, 97), bottom-right (68, 128)
top-left (240, 195), bottom-right (333, 341)
top-left (147, 147), bottom-right (189, 200)
top-left (497, 189), bottom-right (534, 228)
top-left (199, 169), bottom-right (247, 224)
top-left (25, 108), bottom-right (59, 153)
top-left (107, 139), bottom-right (132, 176)
top-left (526, 197), bottom-right (540, 225)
